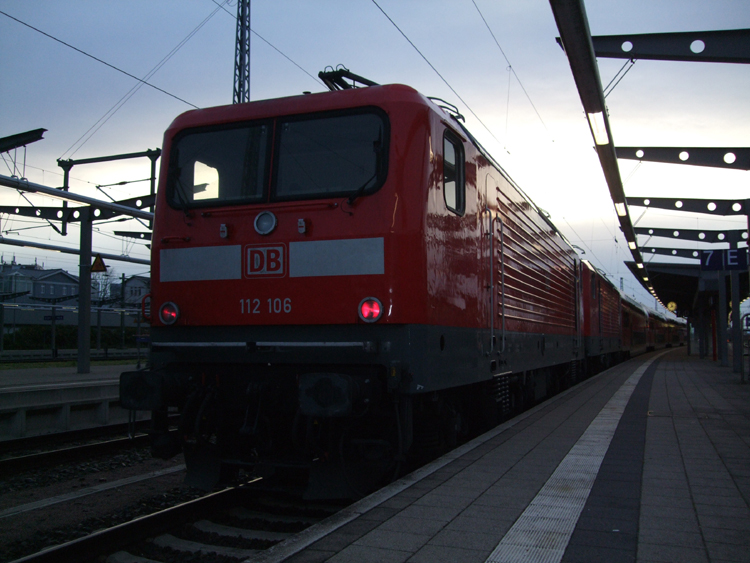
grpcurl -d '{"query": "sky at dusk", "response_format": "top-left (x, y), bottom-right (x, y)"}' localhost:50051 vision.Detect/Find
top-left (1, 0), bottom-right (748, 310)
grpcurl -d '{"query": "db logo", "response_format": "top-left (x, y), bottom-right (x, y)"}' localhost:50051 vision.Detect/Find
top-left (244, 245), bottom-right (285, 277)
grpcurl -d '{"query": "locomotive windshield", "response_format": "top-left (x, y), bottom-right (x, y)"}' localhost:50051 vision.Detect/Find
top-left (167, 109), bottom-right (388, 209)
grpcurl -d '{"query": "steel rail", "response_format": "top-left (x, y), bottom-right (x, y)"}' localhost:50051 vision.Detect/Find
top-left (0, 417), bottom-right (160, 456)
top-left (8, 487), bottom-right (241, 563)
top-left (0, 434), bottom-right (150, 478)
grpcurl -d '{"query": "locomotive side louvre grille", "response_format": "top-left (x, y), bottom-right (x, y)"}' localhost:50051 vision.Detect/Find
top-left (496, 211), bottom-right (574, 299)
top-left (496, 298), bottom-right (575, 326)
top-left (500, 259), bottom-right (574, 311)
top-left (497, 281), bottom-right (575, 325)
top-left (497, 186), bottom-right (576, 330)
top-left (496, 275), bottom-right (575, 326)
top-left (499, 311), bottom-right (574, 327)
top-left (498, 219), bottom-right (573, 297)
top-left (498, 244), bottom-right (573, 300)
top-left (500, 243), bottom-right (572, 297)
top-left (494, 188), bottom-right (576, 331)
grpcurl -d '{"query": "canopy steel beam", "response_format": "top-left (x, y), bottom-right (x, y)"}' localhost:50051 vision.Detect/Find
top-left (57, 148), bottom-right (161, 169)
top-left (114, 231), bottom-right (152, 241)
top-left (0, 194), bottom-right (156, 223)
top-left (636, 227), bottom-right (747, 245)
top-left (0, 129), bottom-right (47, 153)
top-left (549, 0), bottom-right (642, 267)
top-left (0, 291), bottom-right (30, 302)
top-left (30, 294), bottom-right (78, 305)
top-left (590, 29), bottom-right (750, 64)
top-left (0, 237), bottom-right (150, 265)
top-left (617, 147), bottom-right (750, 170)
top-left (641, 247), bottom-right (702, 260)
top-left (0, 174), bottom-right (154, 221)
top-left (627, 197), bottom-right (748, 216)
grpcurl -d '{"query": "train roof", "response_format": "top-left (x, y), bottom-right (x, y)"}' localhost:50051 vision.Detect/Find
top-left (164, 77), bottom-right (573, 250)
top-left (165, 83), bottom-right (428, 134)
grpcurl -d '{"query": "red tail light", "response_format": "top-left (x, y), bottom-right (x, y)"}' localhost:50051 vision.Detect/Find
top-left (359, 297), bottom-right (383, 323)
top-left (159, 302), bottom-right (180, 325)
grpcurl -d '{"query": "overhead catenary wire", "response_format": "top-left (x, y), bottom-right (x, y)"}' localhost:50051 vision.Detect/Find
top-left (1, 147), bottom-right (30, 178)
top-left (0, 153), bottom-right (15, 177)
top-left (471, 0), bottom-right (552, 140)
top-left (560, 216), bottom-right (612, 277)
top-left (0, 161), bottom-right (97, 190)
top-left (60, 2), bottom-right (230, 159)
top-left (16, 191), bottom-right (63, 235)
top-left (603, 58), bottom-right (637, 98)
top-left (370, 0), bottom-right (502, 147)
top-left (209, 0), bottom-right (322, 87)
top-left (0, 9), bottom-right (198, 111)
top-left (97, 178), bottom-right (151, 189)
top-left (3, 221), bottom-right (151, 253)
top-left (95, 184), bottom-right (150, 231)
top-left (505, 66), bottom-right (512, 150)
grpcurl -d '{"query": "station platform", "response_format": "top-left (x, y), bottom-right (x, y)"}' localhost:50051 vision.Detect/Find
top-left (0, 363), bottom-right (140, 441)
top-left (257, 348), bottom-right (750, 563)
top-left (0, 363), bottom-right (133, 391)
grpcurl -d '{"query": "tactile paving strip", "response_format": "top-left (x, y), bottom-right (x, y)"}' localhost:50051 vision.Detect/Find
top-left (485, 352), bottom-right (668, 563)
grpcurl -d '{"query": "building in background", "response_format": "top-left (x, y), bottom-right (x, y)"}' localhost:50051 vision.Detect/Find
top-left (110, 275), bottom-right (150, 307)
top-left (0, 260), bottom-right (79, 303)
top-left (0, 260), bottom-right (151, 307)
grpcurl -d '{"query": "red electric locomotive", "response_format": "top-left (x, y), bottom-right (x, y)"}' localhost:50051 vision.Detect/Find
top-left (120, 70), bottom-right (679, 497)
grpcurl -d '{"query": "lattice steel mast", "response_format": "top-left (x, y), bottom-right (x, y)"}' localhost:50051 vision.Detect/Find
top-left (233, 0), bottom-right (251, 103)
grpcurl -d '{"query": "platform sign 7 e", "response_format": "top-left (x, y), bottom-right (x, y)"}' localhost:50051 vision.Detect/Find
top-left (700, 248), bottom-right (748, 271)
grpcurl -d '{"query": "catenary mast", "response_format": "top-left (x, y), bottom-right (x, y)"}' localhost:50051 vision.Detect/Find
top-left (233, 0), bottom-right (251, 103)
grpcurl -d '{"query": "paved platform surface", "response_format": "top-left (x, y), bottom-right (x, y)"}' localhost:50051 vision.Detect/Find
top-left (256, 348), bottom-right (750, 563)
top-left (0, 363), bottom-right (135, 391)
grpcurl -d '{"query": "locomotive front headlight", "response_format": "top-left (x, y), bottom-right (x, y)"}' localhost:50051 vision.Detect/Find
top-left (159, 301), bottom-right (180, 325)
top-left (254, 211), bottom-right (277, 235)
top-left (358, 297), bottom-right (382, 323)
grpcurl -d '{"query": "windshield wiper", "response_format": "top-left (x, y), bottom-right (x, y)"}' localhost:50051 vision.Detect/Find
top-left (346, 173), bottom-right (377, 206)
top-left (173, 176), bottom-right (193, 218)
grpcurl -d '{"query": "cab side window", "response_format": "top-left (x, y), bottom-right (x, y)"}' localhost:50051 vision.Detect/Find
top-left (443, 131), bottom-right (465, 215)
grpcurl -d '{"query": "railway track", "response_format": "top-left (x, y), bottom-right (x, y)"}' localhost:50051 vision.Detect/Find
top-left (10, 482), bottom-right (343, 563)
top-left (0, 414), bottom-right (179, 462)
top-left (0, 434), bottom-right (151, 479)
